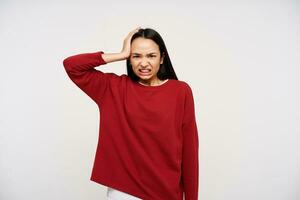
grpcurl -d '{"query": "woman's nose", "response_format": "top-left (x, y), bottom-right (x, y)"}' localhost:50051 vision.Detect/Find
top-left (140, 59), bottom-right (149, 66)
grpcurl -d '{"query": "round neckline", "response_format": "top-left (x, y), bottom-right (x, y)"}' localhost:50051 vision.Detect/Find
top-left (134, 79), bottom-right (171, 89)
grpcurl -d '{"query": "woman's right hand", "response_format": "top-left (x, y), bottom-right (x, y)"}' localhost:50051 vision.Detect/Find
top-left (121, 27), bottom-right (142, 59)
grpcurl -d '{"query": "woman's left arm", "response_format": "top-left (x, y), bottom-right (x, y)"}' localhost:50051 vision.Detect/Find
top-left (181, 84), bottom-right (199, 200)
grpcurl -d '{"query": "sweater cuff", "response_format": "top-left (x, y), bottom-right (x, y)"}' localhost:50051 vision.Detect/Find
top-left (97, 51), bottom-right (107, 65)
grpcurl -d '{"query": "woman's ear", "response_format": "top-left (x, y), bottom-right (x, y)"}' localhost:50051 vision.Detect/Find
top-left (160, 52), bottom-right (165, 64)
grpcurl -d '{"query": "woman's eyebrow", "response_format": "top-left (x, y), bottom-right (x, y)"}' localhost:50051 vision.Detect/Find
top-left (132, 52), bottom-right (157, 55)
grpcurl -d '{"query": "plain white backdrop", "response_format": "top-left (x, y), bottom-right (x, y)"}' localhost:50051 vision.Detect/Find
top-left (1, 0), bottom-right (299, 200)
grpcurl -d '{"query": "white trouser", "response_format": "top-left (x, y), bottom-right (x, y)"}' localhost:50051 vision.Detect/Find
top-left (107, 187), bottom-right (142, 200)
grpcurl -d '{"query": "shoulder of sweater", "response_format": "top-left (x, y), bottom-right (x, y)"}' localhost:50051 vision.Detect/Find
top-left (176, 80), bottom-right (196, 101)
top-left (176, 80), bottom-right (192, 91)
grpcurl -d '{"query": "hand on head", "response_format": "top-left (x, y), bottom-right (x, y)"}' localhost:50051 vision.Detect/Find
top-left (121, 26), bottom-right (142, 58)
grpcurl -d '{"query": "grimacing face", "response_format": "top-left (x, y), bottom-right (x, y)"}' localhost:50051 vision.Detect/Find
top-left (130, 37), bottom-right (164, 83)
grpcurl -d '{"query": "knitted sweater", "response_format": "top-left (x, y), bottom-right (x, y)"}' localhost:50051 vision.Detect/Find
top-left (63, 51), bottom-right (199, 200)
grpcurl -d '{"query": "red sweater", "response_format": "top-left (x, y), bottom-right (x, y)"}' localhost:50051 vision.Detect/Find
top-left (63, 51), bottom-right (199, 200)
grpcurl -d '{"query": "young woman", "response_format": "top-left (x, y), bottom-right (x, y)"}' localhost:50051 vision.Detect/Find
top-left (63, 27), bottom-right (199, 200)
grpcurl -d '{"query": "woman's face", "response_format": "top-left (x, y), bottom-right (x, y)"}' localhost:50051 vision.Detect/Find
top-left (130, 37), bottom-right (164, 83)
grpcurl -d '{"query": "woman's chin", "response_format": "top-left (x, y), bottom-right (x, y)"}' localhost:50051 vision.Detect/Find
top-left (138, 74), bottom-right (152, 80)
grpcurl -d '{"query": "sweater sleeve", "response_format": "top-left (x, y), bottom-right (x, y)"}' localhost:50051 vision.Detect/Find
top-left (182, 83), bottom-right (199, 200)
top-left (63, 51), bottom-right (109, 105)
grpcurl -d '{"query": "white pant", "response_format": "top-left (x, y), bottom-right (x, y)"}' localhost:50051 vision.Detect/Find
top-left (106, 187), bottom-right (142, 200)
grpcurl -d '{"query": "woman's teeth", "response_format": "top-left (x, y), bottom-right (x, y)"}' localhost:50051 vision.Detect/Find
top-left (139, 69), bottom-right (151, 72)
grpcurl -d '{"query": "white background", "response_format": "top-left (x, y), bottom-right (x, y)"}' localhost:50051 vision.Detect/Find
top-left (1, 0), bottom-right (299, 199)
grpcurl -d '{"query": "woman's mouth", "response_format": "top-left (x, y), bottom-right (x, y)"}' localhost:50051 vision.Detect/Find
top-left (138, 69), bottom-right (151, 76)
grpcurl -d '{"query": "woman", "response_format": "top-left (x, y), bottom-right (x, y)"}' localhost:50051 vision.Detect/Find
top-left (63, 27), bottom-right (199, 200)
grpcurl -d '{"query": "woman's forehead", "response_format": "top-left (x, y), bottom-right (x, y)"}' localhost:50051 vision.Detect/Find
top-left (131, 38), bottom-right (159, 54)
top-left (131, 45), bottom-right (160, 54)
top-left (132, 38), bottom-right (159, 50)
